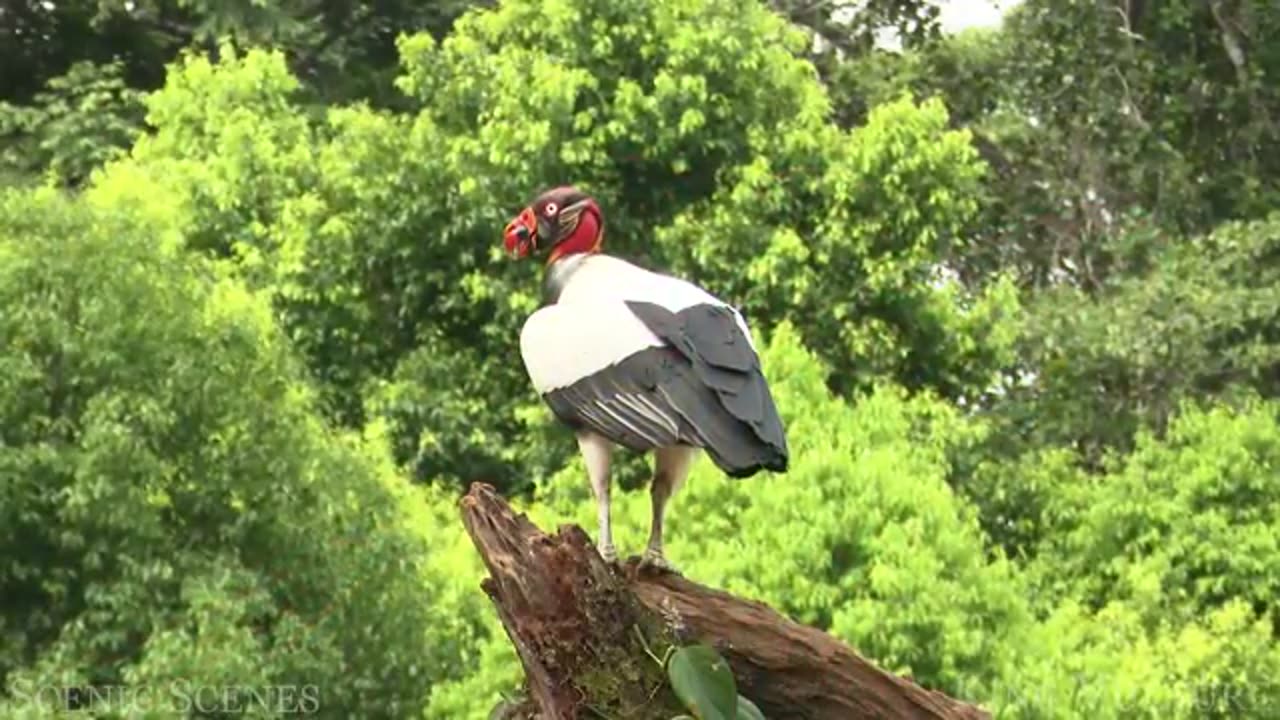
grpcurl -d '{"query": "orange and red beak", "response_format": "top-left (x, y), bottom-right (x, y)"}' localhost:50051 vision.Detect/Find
top-left (503, 207), bottom-right (538, 259)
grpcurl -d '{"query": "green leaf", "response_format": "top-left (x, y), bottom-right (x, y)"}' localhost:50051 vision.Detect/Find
top-left (737, 695), bottom-right (766, 720)
top-left (667, 644), bottom-right (738, 720)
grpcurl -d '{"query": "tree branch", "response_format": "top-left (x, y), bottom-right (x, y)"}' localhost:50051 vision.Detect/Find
top-left (459, 482), bottom-right (992, 720)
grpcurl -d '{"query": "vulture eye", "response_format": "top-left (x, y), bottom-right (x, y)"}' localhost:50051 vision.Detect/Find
top-left (544, 202), bottom-right (558, 216)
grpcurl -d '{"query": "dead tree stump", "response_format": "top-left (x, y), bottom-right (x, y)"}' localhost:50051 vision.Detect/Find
top-left (459, 482), bottom-right (991, 720)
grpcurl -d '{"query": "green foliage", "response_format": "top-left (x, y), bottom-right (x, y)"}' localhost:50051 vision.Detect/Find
top-left (666, 644), bottom-right (739, 720)
top-left (655, 94), bottom-right (1020, 400)
top-left (647, 640), bottom-right (767, 720)
top-left (987, 599), bottom-right (1280, 719)
top-left (987, 212), bottom-right (1280, 471)
top-left (0, 61), bottom-right (144, 188)
top-left (829, 27), bottom-right (1007, 129)
top-left (3, 0), bottom-right (1280, 718)
top-left (0, 188), bottom-right (441, 716)
top-left (1030, 397), bottom-right (1280, 623)
top-left (84, 0), bottom-right (1011, 493)
top-left (0, 1), bottom-right (482, 193)
top-left (836, 0), bottom-right (1280, 292)
top-left (963, 446), bottom-right (1086, 563)
top-left (769, 0), bottom-right (943, 62)
top-left (965, 396), bottom-right (1280, 719)
top-left (119, 44), bottom-right (318, 263)
top-left (0, 0), bottom-right (477, 110)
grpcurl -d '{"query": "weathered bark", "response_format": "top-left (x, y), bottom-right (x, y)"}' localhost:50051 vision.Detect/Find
top-left (460, 482), bottom-right (991, 720)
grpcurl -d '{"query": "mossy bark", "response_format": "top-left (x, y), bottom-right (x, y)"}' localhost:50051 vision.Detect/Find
top-left (460, 483), bottom-right (687, 719)
top-left (460, 482), bottom-right (991, 720)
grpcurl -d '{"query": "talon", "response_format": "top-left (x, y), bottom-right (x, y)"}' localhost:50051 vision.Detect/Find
top-left (639, 549), bottom-right (680, 575)
top-left (599, 545), bottom-right (618, 563)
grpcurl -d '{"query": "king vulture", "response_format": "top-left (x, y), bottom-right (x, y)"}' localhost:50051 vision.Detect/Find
top-left (502, 185), bottom-right (789, 573)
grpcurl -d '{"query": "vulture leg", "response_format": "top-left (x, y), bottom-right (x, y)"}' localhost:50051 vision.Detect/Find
top-left (577, 431), bottom-right (617, 563)
top-left (641, 444), bottom-right (697, 574)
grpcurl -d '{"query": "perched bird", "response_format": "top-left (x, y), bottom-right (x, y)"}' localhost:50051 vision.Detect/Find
top-left (502, 185), bottom-right (789, 573)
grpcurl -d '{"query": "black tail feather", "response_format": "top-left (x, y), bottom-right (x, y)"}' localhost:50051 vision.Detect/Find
top-left (625, 300), bottom-right (789, 477)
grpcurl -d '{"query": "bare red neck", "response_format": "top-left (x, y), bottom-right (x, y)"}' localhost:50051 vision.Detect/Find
top-left (547, 208), bottom-right (602, 265)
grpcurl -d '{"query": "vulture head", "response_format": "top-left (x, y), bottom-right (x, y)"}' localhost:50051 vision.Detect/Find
top-left (503, 185), bottom-right (604, 263)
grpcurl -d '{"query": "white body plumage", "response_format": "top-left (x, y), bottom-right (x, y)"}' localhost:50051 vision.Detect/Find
top-left (519, 254), bottom-right (754, 395)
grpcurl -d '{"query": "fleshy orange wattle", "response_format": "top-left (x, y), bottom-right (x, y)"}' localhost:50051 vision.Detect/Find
top-left (503, 208), bottom-right (537, 258)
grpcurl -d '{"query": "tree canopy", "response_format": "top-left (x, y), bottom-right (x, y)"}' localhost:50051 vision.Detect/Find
top-left (2, 0), bottom-right (1279, 717)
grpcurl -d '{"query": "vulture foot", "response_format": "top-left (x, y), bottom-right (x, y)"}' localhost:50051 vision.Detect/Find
top-left (598, 543), bottom-right (618, 564)
top-left (638, 549), bottom-right (681, 576)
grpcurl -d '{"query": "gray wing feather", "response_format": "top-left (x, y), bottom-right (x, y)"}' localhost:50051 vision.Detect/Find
top-left (623, 300), bottom-right (788, 475)
top-left (544, 361), bottom-right (687, 451)
top-left (539, 300), bottom-right (788, 477)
